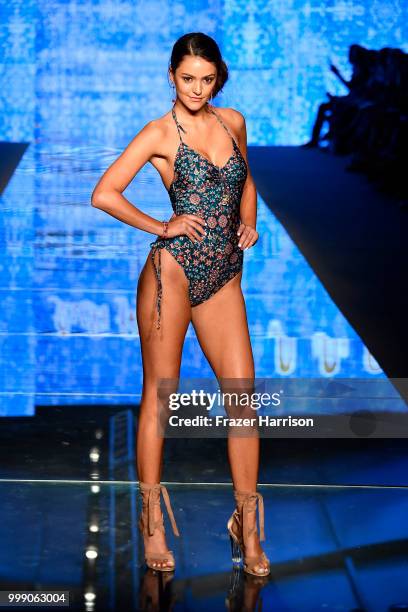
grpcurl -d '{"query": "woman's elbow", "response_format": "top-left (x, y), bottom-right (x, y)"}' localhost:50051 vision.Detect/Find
top-left (91, 190), bottom-right (110, 208)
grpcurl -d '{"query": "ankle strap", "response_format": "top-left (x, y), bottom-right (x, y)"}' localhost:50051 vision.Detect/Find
top-left (139, 482), bottom-right (180, 537)
top-left (234, 490), bottom-right (265, 542)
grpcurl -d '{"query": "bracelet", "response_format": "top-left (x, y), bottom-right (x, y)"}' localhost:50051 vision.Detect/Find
top-left (161, 220), bottom-right (169, 238)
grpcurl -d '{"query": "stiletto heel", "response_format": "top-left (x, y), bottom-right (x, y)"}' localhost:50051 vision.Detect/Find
top-left (226, 490), bottom-right (271, 577)
top-left (229, 532), bottom-right (242, 565)
top-left (138, 481), bottom-right (180, 572)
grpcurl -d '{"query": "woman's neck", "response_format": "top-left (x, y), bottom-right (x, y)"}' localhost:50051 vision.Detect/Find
top-left (172, 99), bottom-right (213, 128)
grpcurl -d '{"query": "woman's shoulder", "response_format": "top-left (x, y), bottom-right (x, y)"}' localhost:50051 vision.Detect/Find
top-left (143, 110), bottom-right (173, 138)
top-left (213, 105), bottom-right (246, 128)
top-left (211, 106), bottom-right (246, 141)
top-left (136, 111), bottom-right (176, 158)
top-left (214, 106), bottom-right (245, 136)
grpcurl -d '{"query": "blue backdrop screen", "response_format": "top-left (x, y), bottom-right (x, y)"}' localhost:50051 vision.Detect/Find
top-left (1, 0), bottom-right (407, 415)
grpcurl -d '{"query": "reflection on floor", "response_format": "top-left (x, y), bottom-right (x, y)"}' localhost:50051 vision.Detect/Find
top-left (1, 406), bottom-right (408, 610)
top-left (0, 481), bottom-right (408, 611)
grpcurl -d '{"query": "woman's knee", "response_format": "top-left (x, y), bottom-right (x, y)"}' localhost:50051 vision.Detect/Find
top-left (220, 376), bottom-right (256, 416)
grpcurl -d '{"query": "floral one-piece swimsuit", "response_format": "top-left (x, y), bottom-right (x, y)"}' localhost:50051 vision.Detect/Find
top-left (149, 102), bottom-right (248, 330)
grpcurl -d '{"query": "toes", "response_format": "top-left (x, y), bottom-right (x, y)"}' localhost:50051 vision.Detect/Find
top-left (150, 558), bottom-right (174, 570)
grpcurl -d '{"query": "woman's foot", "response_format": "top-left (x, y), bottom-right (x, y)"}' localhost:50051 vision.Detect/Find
top-left (228, 490), bottom-right (270, 576)
top-left (138, 482), bottom-right (180, 571)
top-left (142, 502), bottom-right (175, 570)
top-left (229, 513), bottom-right (269, 574)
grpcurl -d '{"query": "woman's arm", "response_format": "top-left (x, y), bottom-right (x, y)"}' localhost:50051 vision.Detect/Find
top-left (231, 109), bottom-right (258, 250)
top-left (330, 64), bottom-right (351, 90)
top-left (91, 120), bottom-right (166, 237)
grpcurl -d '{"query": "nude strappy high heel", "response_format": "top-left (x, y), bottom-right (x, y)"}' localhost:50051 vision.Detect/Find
top-left (227, 490), bottom-right (271, 577)
top-left (138, 482), bottom-right (180, 572)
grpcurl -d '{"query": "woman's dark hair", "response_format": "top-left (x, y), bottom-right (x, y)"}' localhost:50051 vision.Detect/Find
top-left (169, 32), bottom-right (228, 98)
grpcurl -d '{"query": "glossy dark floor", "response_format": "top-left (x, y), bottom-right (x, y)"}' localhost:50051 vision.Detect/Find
top-left (1, 406), bottom-right (408, 610)
top-left (1, 480), bottom-right (408, 611)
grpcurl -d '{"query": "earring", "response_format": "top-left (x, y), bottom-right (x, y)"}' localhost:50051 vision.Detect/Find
top-left (171, 82), bottom-right (176, 104)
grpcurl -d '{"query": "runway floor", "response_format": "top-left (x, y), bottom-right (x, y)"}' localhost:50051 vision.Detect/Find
top-left (1, 406), bottom-right (408, 611)
top-left (1, 480), bottom-right (408, 611)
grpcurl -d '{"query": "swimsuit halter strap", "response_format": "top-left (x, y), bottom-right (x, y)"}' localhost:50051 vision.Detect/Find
top-left (207, 105), bottom-right (234, 139)
top-left (209, 105), bottom-right (239, 152)
top-left (172, 102), bottom-right (235, 145)
top-left (171, 104), bottom-right (184, 143)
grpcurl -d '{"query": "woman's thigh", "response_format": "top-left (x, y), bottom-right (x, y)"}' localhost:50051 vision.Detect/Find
top-left (190, 271), bottom-right (255, 380)
top-left (136, 247), bottom-right (192, 381)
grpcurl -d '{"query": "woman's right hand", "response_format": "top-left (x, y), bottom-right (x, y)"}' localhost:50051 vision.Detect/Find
top-left (166, 213), bottom-right (207, 244)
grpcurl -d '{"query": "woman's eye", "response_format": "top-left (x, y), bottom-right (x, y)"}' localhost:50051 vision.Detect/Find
top-left (182, 77), bottom-right (213, 83)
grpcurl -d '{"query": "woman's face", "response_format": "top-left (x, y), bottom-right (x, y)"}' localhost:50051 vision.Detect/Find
top-left (170, 55), bottom-right (217, 109)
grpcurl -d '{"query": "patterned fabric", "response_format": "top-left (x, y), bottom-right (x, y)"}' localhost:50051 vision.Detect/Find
top-left (149, 103), bottom-right (248, 330)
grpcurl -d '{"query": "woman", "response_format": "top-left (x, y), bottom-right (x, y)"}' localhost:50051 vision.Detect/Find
top-left (91, 32), bottom-right (270, 577)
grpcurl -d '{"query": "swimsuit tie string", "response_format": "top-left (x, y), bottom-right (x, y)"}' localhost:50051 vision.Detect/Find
top-left (150, 243), bottom-right (163, 330)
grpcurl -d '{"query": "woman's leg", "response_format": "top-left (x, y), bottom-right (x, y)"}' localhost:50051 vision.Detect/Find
top-left (136, 247), bottom-right (191, 568)
top-left (191, 272), bottom-right (268, 573)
